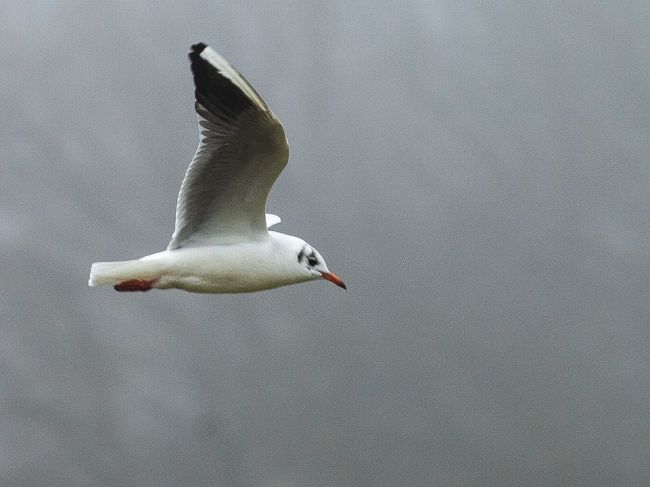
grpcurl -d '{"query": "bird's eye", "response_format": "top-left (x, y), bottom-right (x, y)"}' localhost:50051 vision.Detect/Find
top-left (308, 256), bottom-right (318, 266)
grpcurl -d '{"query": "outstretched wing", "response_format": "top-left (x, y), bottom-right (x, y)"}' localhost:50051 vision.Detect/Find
top-left (168, 43), bottom-right (289, 249)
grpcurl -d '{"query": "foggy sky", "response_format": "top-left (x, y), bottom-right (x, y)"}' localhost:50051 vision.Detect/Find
top-left (1, 1), bottom-right (649, 486)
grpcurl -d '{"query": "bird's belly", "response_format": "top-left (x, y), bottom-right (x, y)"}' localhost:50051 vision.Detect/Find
top-left (165, 272), bottom-right (293, 293)
top-left (157, 256), bottom-right (291, 294)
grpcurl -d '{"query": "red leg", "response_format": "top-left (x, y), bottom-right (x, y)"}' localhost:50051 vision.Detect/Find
top-left (114, 278), bottom-right (158, 292)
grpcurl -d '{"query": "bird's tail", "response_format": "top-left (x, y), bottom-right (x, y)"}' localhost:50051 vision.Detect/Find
top-left (88, 259), bottom-right (142, 287)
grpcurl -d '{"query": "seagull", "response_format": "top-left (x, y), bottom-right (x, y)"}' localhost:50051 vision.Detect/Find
top-left (88, 43), bottom-right (346, 293)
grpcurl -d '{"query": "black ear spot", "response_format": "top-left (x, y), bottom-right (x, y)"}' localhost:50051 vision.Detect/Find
top-left (297, 248), bottom-right (305, 263)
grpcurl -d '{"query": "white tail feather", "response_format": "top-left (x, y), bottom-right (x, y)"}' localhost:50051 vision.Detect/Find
top-left (88, 259), bottom-right (152, 287)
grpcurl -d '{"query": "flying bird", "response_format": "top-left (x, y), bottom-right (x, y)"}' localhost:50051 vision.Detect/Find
top-left (88, 43), bottom-right (346, 293)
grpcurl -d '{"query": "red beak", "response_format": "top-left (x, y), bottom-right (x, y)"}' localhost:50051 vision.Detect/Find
top-left (321, 271), bottom-right (347, 289)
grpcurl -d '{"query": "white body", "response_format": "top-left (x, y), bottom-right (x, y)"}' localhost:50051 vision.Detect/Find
top-left (89, 232), bottom-right (318, 293)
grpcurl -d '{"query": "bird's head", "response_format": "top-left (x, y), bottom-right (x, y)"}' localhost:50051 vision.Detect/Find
top-left (295, 242), bottom-right (346, 289)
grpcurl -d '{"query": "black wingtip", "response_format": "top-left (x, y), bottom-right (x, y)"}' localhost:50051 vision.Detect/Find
top-left (187, 41), bottom-right (266, 119)
top-left (191, 42), bottom-right (208, 54)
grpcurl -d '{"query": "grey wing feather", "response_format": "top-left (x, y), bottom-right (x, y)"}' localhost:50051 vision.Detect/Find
top-left (168, 44), bottom-right (289, 249)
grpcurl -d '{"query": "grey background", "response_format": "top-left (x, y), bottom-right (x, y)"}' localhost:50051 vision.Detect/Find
top-left (2, 1), bottom-right (649, 485)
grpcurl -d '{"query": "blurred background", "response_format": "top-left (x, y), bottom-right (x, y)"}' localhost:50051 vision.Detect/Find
top-left (1, 1), bottom-right (649, 485)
